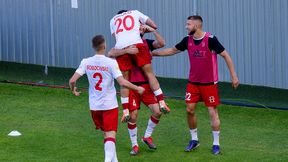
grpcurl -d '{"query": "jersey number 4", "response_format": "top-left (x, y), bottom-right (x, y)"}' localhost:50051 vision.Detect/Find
top-left (93, 72), bottom-right (103, 91)
top-left (115, 15), bottom-right (135, 34)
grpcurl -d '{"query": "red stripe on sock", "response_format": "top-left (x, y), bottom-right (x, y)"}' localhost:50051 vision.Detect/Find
top-left (104, 137), bottom-right (116, 143)
top-left (122, 103), bottom-right (129, 109)
top-left (128, 122), bottom-right (137, 129)
top-left (156, 94), bottom-right (164, 101)
top-left (150, 116), bottom-right (160, 124)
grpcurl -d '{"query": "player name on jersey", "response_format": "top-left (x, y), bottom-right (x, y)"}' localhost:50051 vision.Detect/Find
top-left (112, 11), bottom-right (132, 20)
top-left (87, 65), bottom-right (109, 71)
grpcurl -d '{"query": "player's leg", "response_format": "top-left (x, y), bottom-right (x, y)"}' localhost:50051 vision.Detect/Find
top-left (127, 90), bottom-right (140, 155)
top-left (128, 110), bottom-right (139, 155)
top-left (141, 64), bottom-right (170, 114)
top-left (116, 54), bottom-right (133, 123)
top-left (102, 108), bottom-right (119, 161)
top-left (207, 106), bottom-right (221, 155)
top-left (133, 44), bottom-right (170, 114)
top-left (185, 103), bottom-right (200, 152)
top-left (104, 131), bottom-right (117, 162)
top-left (120, 70), bottom-right (130, 122)
top-left (142, 103), bottom-right (161, 150)
top-left (201, 84), bottom-right (221, 154)
top-left (185, 83), bottom-right (200, 152)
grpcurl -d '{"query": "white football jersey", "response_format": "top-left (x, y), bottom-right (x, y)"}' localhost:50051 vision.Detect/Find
top-left (110, 10), bottom-right (149, 49)
top-left (76, 54), bottom-right (122, 111)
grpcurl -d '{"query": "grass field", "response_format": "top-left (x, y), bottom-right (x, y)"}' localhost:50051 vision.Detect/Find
top-left (1, 83), bottom-right (288, 162)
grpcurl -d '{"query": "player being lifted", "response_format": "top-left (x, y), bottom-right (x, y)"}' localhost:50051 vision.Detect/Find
top-left (109, 24), bottom-right (165, 155)
top-left (110, 10), bottom-right (170, 123)
top-left (69, 35), bottom-right (144, 162)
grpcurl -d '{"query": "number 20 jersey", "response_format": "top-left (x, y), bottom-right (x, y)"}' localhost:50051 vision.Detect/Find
top-left (76, 55), bottom-right (122, 111)
top-left (110, 10), bottom-right (149, 49)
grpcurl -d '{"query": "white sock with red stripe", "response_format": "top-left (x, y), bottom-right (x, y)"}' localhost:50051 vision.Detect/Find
top-left (153, 88), bottom-right (164, 102)
top-left (128, 122), bottom-right (138, 147)
top-left (104, 138), bottom-right (117, 162)
top-left (121, 97), bottom-right (129, 110)
top-left (144, 116), bottom-right (159, 138)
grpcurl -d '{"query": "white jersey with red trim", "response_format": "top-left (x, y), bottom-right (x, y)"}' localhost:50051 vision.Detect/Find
top-left (76, 54), bottom-right (122, 111)
top-left (110, 10), bottom-right (149, 49)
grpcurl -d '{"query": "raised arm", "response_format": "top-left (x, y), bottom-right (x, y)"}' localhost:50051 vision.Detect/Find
top-left (219, 50), bottom-right (239, 89)
top-left (152, 47), bottom-right (181, 57)
top-left (145, 18), bottom-right (157, 29)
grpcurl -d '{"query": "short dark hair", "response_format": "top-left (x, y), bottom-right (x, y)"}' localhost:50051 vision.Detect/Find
top-left (92, 35), bottom-right (105, 50)
top-left (117, 10), bottom-right (128, 14)
top-left (187, 15), bottom-right (203, 22)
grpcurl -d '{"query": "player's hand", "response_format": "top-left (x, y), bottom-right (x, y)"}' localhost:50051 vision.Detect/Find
top-left (142, 24), bottom-right (156, 33)
top-left (231, 76), bottom-right (239, 89)
top-left (121, 109), bottom-right (130, 123)
top-left (137, 86), bottom-right (145, 95)
top-left (72, 87), bottom-right (81, 96)
top-left (125, 46), bottom-right (139, 55)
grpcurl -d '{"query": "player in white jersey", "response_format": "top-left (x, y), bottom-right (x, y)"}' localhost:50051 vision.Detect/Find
top-left (110, 10), bottom-right (170, 123)
top-left (69, 35), bottom-right (144, 162)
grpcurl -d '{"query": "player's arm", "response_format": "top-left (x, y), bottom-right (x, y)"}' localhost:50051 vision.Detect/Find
top-left (69, 72), bottom-right (82, 96)
top-left (108, 46), bottom-right (139, 58)
top-left (220, 50), bottom-right (239, 89)
top-left (145, 18), bottom-right (157, 29)
top-left (141, 25), bottom-right (165, 49)
top-left (152, 47), bottom-right (181, 56)
top-left (116, 76), bottom-right (144, 95)
top-left (136, 10), bottom-right (157, 29)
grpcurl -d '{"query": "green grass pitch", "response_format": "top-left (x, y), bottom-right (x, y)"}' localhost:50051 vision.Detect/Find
top-left (1, 83), bottom-right (288, 161)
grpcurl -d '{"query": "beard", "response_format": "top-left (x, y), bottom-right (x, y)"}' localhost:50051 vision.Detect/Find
top-left (189, 29), bottom-right (196, 36)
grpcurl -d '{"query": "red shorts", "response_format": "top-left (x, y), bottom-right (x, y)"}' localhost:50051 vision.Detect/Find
top-left (185, 83), bottom-right (220, 107)
top-left (129, 84), bottom-right (158, 111)
top-left (90, 108), bottom-right (118, 132)
top-left (116, 43), bottom-right (152, 71)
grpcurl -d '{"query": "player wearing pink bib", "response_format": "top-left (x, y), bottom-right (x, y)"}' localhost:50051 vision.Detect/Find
top-left (69, 35), bottom-right (144, 162)
top-left (153, 15), bottom-right (239, 155)
top-left (109, 25), bottom-right (167, 155)
top-left (110, 10), bottom-right (170, 123)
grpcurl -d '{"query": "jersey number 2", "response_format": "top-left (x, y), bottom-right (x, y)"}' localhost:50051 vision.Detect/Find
top-left (115, 15), bottom-right (135, 34)
top-left (93, 72), bottom-right (103, 91)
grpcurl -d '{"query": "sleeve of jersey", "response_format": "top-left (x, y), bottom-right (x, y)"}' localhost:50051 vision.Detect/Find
top-left (209, 36), bottom-right (225, 54)
top-left (75, 60), bottom-right (86, 76)
top-left (135, 10), bottom-right (149, 24)
top-left (175, 37), bottom-right (188, 51)
top-left (110, 59), bottom-right (123, 79)
top-left (146, 39), bottom-right (156, 51)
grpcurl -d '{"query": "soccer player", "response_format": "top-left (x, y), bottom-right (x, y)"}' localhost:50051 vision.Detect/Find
top-left (108, 24), bottom-right (166, 155)
top-left (69, 35), bottom-right (144, 162)
top-left (152, 15), bottom-right (239, 155)
top-left (110, 10), bottom-right (170, 123)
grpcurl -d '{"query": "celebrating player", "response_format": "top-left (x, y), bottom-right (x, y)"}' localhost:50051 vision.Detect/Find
top-left (109, 24), bottom-right (166, 155)
top-left (110, 10), bottom-right (170, 123)
top-left (152, 15), bottom-right (239, 154)
top-left (69, 35), bottom-right (144, 162)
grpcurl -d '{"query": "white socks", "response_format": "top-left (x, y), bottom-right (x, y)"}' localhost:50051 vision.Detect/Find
top-left (212, 131), bottom-right (220, 145)
top-left (190, 128), bottom-right (198, 141)
top-left (144, 116), bottom-right (159, 138)
top-left (104, 138), bottom-right (117, 162)
top-left (128, 122), bottom-right (138, 147)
